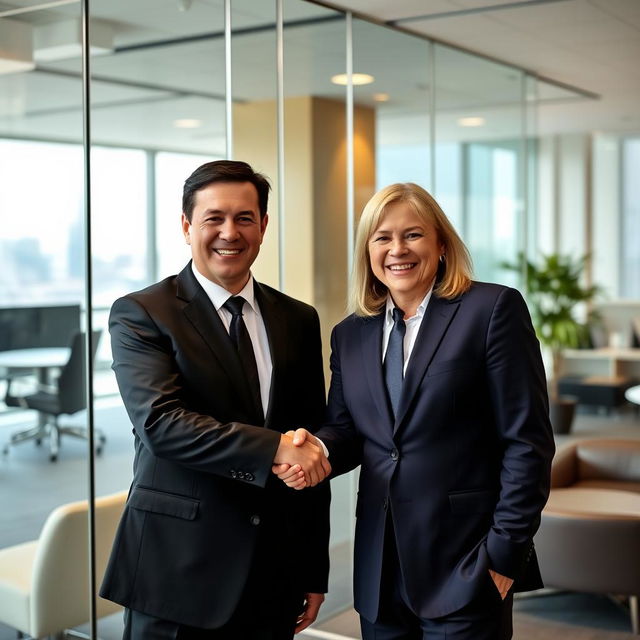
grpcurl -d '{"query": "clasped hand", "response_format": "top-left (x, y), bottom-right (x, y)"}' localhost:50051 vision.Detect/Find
top-left (272, 428), bottom-right (329, 489)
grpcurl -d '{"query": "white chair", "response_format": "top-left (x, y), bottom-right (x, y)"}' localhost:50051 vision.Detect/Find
top-left (0, 491), bottom-right (126, 639)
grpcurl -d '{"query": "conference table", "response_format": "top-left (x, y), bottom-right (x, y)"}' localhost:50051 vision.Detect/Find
top-left (0, 348), bottom-right (71, 447)
top-left (0, 347), bottom-right (70, 385)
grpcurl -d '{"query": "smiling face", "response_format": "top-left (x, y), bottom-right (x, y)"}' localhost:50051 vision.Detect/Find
top-left (182, 181), bottom-right (268, 294)
top-left (368, 201), bottom-right (444, 314)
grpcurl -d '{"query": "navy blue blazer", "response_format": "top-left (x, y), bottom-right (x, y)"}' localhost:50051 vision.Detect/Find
top-left (316, 281), bottom-right (554, 622)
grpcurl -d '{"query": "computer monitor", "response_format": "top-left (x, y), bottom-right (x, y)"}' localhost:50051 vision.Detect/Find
top-left (0, 305), bottom-right (81, 351)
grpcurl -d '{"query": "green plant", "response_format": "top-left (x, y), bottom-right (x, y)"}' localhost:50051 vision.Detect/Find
top-left (503, 252), bottom-right (601, 399)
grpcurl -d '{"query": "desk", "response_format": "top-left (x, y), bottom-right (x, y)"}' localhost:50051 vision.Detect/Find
top-left (0, 348), bottom-right (70, 384)
top-left (0, 348), bottom-right (70, 442)
top-left (561, 348), bottom-right (640, 378)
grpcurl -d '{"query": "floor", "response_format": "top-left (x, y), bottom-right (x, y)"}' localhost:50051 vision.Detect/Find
top-left (0, 400), bottom-right (638, 639)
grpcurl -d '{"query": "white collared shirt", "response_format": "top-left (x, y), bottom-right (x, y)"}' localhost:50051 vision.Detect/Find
top-left (382, 288), bottom-right (434, 375)
top-left (191, 264), bottom-right (272, 416)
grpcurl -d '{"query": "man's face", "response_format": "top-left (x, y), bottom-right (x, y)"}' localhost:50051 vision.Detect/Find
top-left (182, 181), bottom-right (268, 294)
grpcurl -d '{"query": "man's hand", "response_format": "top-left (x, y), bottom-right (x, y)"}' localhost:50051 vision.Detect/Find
top-left (295, 592), bottom-right (324, 633)
top-left (273, 430), bottom-right (330, 488)
top-left (488, 569), bottom-right (514, 600)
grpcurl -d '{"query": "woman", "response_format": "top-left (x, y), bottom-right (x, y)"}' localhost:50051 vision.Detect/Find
top-left (275, 183), bottom-right (554, 639)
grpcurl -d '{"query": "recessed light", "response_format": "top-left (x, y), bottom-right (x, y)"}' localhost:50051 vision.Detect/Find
top-left (174, 119), bottom-right (202, 129)
top-left (458, 116), bottom-right (485, 128)
top-left (373, 93), bottom-right (390, 102)
top-left (331, 73), bottom-right (375, 86)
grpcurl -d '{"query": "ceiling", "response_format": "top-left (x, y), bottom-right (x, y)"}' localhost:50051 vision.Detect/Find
top-left (328, 0), bottom-right (640, 135)
top-left (0, 0), bottom-right (637, 154)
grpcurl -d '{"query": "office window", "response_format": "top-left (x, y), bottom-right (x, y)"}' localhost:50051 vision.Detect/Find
top-left (0, 139), bottom-right (84, 306)
top-left (621, 137), bottom-right (640, 299)
top-left (91, 147), bottom-right (148, 306)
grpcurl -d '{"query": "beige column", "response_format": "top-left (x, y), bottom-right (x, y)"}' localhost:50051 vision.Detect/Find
top-left (234, 96), bottom-right (376, 371)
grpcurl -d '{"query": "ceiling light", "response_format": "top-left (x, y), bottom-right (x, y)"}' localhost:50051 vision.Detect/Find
top-left (331, 73), bottom-right (375, 86)
top-left (373, 93), bottom-right (390, 102)
top-left (458, 116), bottom-right (485, 128)
top-left (34, 18), bottom-right (114, 62)
top-left (174, 118), bottom-right (202, 129)
top-left (0, 19), bottom-right (35, 75)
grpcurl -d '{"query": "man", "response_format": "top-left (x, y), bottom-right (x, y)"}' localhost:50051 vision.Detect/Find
top-left (100, 160), bottom-right (331, 640)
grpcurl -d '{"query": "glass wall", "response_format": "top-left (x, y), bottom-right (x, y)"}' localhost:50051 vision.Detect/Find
top-left (0, 1), bottom-right (560, 637)
top-left (0, 1), bottom-right (92, 637)
top-left (621, 137), bottom-right (640, 300)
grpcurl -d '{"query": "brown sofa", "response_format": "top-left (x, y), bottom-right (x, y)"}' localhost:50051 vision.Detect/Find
top-left (535, 439), bottom-right (640, 634)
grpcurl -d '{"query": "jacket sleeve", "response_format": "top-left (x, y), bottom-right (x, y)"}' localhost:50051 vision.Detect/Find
top-left (484, 287), bottom-right (555, 578)
top-left (109, 295), bottom-right (281, 487)
top-left (315, 325), bottom-right (364, 477)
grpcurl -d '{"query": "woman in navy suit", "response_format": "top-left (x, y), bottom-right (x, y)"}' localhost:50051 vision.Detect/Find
top-left (275, 183), bottom-right (554, 639)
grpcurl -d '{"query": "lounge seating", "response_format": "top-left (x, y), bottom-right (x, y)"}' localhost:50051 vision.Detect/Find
top-left (535, 438), bottom-right (640, 634)
top-left (0, 491), bottom-right (126, 638)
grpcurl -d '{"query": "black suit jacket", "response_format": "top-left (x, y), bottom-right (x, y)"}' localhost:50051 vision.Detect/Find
top-left (100, 263), bottom-right (330, 629)
top-left (317, 282), bottom-right (554, 622)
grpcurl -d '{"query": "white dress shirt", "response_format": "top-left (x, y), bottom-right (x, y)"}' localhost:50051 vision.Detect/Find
top-left (191, 264), bottom-right (272, 417)
top-left (382, 287), bottom-right (434, 375)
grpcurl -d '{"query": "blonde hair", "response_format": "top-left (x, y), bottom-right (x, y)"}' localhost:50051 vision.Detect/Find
top-left (349, 183), bottom-right (472, 317)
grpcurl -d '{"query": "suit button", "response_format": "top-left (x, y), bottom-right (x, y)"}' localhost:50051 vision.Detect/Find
top-left (390, 448), bottom-right (399, 461)
top-left (237, 471), bottom-right (245, 479)
top-left (250, 515), bottom-right (261, 526)
top-left (383, 497), bottom-right (389, 510)
top-left (246, 473), bottom-right (255, 482)
top-left (230, 470), bottom-right (237, 478)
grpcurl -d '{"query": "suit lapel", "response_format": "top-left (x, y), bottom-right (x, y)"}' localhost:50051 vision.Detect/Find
top-left (177, 264), bottom-right (262, 423)
top-left (360, 312), bottom-right (395, 430)
top-left (254, 282), bottom-right (285, 428)
top-left (394, 293), bottom-right (461, 434)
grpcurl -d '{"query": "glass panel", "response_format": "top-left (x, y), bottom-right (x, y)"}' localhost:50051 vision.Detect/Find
top-left (85, 1), bottom-right (226, 637)
top-left (231, 0), bottom-right (279, 288)
top-left (352, 18), bottom-right (431, 193)
top-left (434, 44), bottom-right (526, 287)
top-left (283, 0), bottom-right (350, 619)
top-left (621, 137), bottom-right (640, 299)
top-left (0, 3), bottom-right (91, 639)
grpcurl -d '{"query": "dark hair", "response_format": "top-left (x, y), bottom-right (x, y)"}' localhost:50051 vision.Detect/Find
top-left (182, 160), bottom-right (271, 222)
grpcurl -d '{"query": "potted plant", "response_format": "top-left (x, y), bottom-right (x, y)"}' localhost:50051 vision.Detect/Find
top-left (503, 252), bottom-right (601, 434)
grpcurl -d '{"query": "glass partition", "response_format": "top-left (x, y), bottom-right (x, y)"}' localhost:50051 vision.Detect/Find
top-left (434, 44), bottom-right (527, 286)
top-left (0, 3), bottom-right (91, 638)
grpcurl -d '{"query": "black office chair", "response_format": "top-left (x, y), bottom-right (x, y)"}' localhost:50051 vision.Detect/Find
top-left (3, 330), bottom-right (106, 462)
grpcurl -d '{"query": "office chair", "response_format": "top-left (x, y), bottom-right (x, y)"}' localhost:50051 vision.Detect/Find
top-left (3, 330), bottom-right (106, 462)
top-left (0, 491), bottom-right (126, 639)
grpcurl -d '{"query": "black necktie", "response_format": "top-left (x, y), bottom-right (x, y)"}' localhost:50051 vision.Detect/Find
top-left (223, 296), bottom-right (263, 421)
top-left (384, 307), bottom-right (406, 417)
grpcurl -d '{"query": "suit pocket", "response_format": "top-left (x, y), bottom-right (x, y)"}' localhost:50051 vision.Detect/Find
top-left (448, 489), bottom-right (497, 514)
top-left (128, 486), bottom-right (199, 520)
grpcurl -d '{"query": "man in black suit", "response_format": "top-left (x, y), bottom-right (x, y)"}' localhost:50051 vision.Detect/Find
top-left (100, 160), bottom-right (331, 639)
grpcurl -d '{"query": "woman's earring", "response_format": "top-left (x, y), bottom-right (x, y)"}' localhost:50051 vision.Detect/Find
top-left (439, 254), bottom-right (445, 263)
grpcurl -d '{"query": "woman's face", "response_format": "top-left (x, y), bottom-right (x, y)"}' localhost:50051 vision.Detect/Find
top-left (368, 201), bottom-right (444, 306)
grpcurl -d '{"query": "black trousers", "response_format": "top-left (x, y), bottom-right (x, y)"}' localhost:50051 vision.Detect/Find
top-left (123, 602), bottom-right (303, 640)
top-left (123, 524), bottom-right (305, 640)
top-left (360, 519), bottom-right (513, 640)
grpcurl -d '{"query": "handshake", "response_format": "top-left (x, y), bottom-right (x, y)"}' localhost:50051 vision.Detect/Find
top-left (272, 429), bottom-right (331, 489)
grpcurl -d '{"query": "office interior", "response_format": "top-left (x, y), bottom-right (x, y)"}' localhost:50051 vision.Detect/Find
top-left (0, 0), bottom-right (638, 638)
